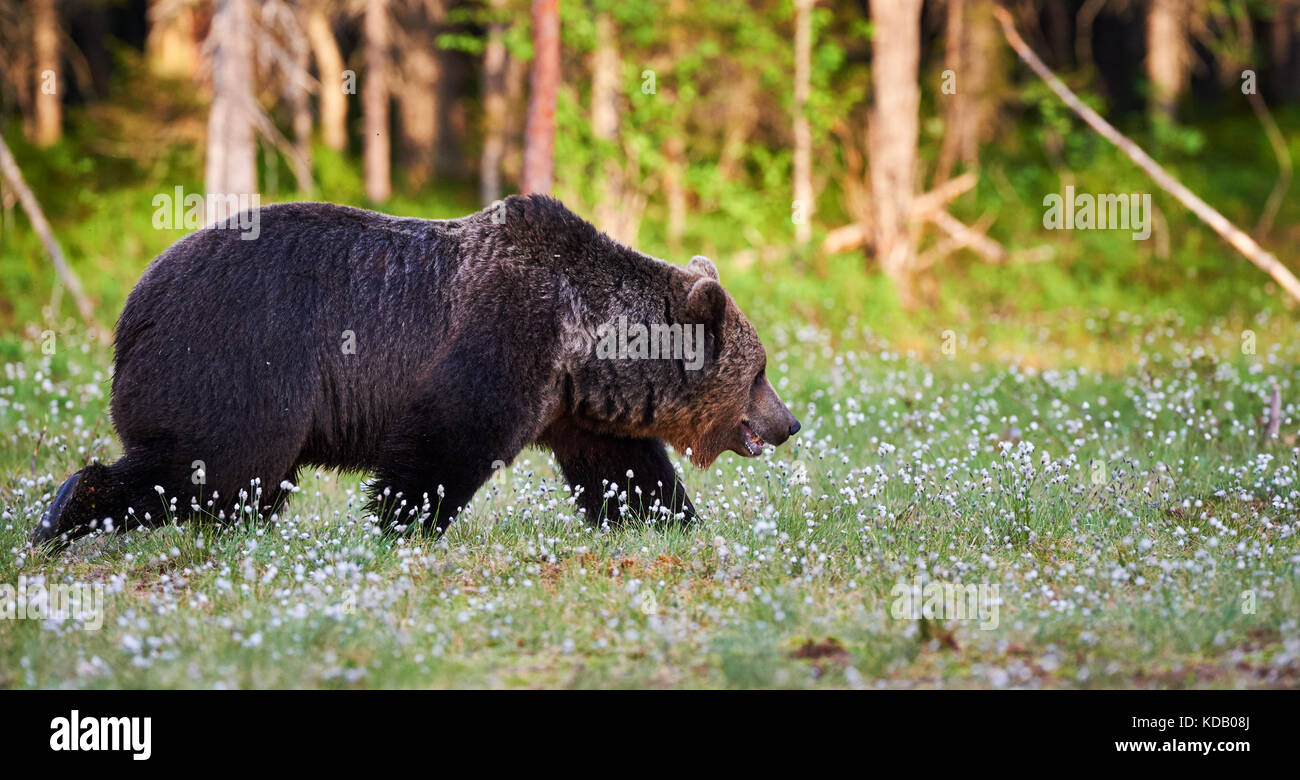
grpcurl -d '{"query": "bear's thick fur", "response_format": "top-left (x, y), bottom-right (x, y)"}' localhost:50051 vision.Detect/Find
top-left (31, 195), bottom-right (799, 546)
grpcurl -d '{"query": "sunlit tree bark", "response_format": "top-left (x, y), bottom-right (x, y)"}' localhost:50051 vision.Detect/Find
top-left (935, 0), bottom-right (1002, 184)
top-left (521, 0), bottom-right (560, 194)
top-left (32, 0), bottom-right (61, 147)
top-left (793, 0), bottom-right (814, 245)
top-left (868, 0), bottom-right (922, 305)
top-left (1147, 0), bottom-right (1190, 117)
top-left (206, 0), bottom-right (257, 197)
top-left (287, 6), bottom-right (313, 191)
top-left (306, 2), bottom-right (347, 152)
top-left (146, 0), bottom-right (200, 80)
top-left (146, 0), bottom-right (198, 79)
top-left (480, 0), bottom-right (510, 204)
top-left (395, 0), bottom-right (448, 190)
top-left (364, 0), bottom-right (391, 201)
top-left (591, 11), bottom-right (631, 240)
top-left (661, 0), bottom-right (688, 252)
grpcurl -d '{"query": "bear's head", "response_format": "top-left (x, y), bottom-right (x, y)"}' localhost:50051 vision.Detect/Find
top-left (661, 256), bottom-right (801, 467)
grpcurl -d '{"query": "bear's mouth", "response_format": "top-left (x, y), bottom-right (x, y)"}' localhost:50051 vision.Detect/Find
top-left (740, 420), bottom-right (765, 456)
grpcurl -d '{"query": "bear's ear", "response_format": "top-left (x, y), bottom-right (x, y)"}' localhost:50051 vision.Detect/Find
top-left (685, 277), bottom-right (728, 342)
top-left (687, 255), bottom-right (720, 281)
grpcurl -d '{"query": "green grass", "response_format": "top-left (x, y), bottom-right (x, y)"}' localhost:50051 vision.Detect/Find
top-left (1, 90), bottom-right (1298, 688)
top-left (1, 314), bottom-right (1296, 688)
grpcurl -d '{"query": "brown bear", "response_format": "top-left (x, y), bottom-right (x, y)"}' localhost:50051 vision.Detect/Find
top-left (30, 194), bottom-right (799, 546)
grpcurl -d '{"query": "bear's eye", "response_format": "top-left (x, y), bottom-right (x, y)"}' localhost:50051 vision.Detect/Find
top-left (753, 368), bottom-right (765, 387)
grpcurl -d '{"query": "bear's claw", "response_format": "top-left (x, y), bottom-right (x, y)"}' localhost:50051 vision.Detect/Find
top-left (29, 472), bottom-right (82, 548)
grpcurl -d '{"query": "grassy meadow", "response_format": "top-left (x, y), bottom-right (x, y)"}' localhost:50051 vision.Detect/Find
top-left (1, 290), bottom-right (1297, 687)
top-left (2, 96), bottom-right (1300, 687)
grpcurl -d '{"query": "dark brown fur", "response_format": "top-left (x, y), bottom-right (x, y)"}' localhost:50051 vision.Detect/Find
top-left (30, 195), bottom-right (799, 546)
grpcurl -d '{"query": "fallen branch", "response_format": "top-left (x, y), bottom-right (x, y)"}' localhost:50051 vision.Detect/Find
top-left (993, 4), bottom-right (1300, 303)
top-left (909, 171), bottom-right (978, 221)
top-left (820, 172), bottom-right (976, 256)
top-left (928, 210), bottom-right (1008, 262)
top-left (0, 135), bottom-right (107, 341)
top-left (821, 222), bottom-right (868, 255)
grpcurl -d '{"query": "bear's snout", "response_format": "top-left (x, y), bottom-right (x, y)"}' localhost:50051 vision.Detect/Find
top-left (744, 378), bottom-right (800, 450)
top-left (753, 405), bottom-right (799, 447)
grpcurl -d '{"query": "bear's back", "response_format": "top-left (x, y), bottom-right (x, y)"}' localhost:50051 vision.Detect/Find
top-left (110, 203), bottom-right (470, 466)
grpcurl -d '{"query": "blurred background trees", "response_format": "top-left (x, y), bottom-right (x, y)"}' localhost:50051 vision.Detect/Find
top-left (1, 0), bottom-right (1299, 330)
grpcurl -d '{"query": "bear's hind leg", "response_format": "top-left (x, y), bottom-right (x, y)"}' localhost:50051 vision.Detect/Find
top-left (541, 419), bottom-right (697, 527)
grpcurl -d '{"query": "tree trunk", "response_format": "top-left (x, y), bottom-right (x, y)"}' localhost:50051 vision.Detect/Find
top-left (662, 0), bottom-right (689, 252)
top-left (868, 0), bottom-right (923, 305)
top-left (146, 0), bottom-right (200, 81)
top-left (397, 46), bottom-right (441, 189)
top-left (433, 44), bottom-right (467, 180)
top-left (1147, 0), bottom-right (1189, 118)
top-left (480, 0), bottom-right (510, 205)
top-left (206, 0), bottom-right (257, 197)
top-left (306, 4), bottom-right (347, 152)
top-left (934, 0), bottom-right (965, 186)
top-left (591, 12), bottom-right (629, 241)
top-left (521, 0), bottom-right (560, 195)
top-left (716, 68), bottom-right (759, 181)
top-left (32, 0), bottom-right (61, 147)
top-left (500, 50), bottom-right (529, 187)
top-left (935, 0), bottom-right (1002, 184)
top-left (395, 0), bottom-right (447, 190)
top-left (793, 0), bottom-right (814, 245)
top-left (287, 9), bottom-right (314, 192)
top-left (364, 0), bottom-right (391, 202)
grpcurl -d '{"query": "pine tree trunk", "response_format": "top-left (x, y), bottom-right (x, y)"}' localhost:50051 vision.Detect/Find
top-left (935, 0), bottom-right (1002, 184)
top-left (480, 0), bottom-right (510, 205)
top-left (290, 22), bottom-right (314, 192)
top-left (867, 0), bottom-right (923, 306)
top-left (662, 0), bottom-right (688, 252)
top-left (591, 12), bottom-right (628, 240)
top-left (306, 4), bottom-right (348, 152)
top-left (503, 54), bottom-right (529, 184)
top-left (32, 0), bottom-right (61, 147)
top-left (206, 0), bottom-right (257, 197)
top-left (398, 46), bottom-right (441, 189)
top-left (364, 0), bottom-right (391, 201)
top-left (1147, 0), bottom-right (1189, 118)
top-left (146, 0), bottom-right (200, 80)
top-left (433, 43), bottom-right (466, 180)
top-left (396, 0), bottom-right (447, 190)
top-left (521, 0), bottom-right (560, 195)
top-left (793, 0), bottom-right (814, 245)
top-left (934, 0), bottom-right (966, 185)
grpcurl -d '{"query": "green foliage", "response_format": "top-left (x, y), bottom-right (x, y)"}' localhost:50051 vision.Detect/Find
top-left (2, 0), bottom-right (1292, 341)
